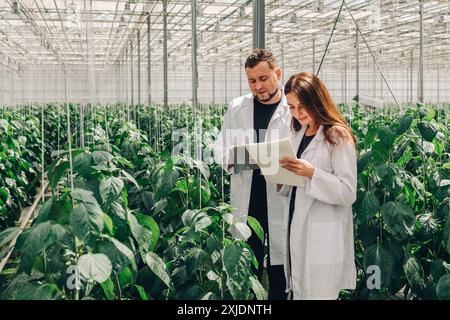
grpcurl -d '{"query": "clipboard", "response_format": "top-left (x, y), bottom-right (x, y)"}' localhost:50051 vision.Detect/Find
top-left (232, 145), bottom-right (259, 173)
top-left (245, 138), bottom-right (307, 187)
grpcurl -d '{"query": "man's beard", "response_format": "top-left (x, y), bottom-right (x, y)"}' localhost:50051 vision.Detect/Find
top-left (255, 87), bottom-right (279, 103)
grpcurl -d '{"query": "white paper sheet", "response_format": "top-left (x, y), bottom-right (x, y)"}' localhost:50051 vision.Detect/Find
top-left (245, 138), bottom-right (307, 187)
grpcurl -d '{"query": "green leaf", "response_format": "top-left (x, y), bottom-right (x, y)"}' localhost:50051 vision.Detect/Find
top-left (223, 243), bottom-right (252, 300)
top-left (73, 152), bottom-right (93, 178)
top-left (193, 159), bottom-right (210, 180)
top-left (247, 216), bottom-right (264, 243)
top-left (421, 106), bottom-right (436, 121)
top-left (128, 213), bottom-right (153, 256)
top-left (175, 285), bottom-right (207, 300)
top-left (397, 115), bottom-right (413, 135)
top-left (181, 209), bottom-right (212, 232)
top-left (417, 121), bottom-right (438, 142)
top-left (436, 274), bottom-right (450, 300)
top-left (78, 253), bottom-right (112, 283)
top-left (36, 196), bottom-right (72, 225)
top-left (15, 283), bottom-right (59, 300)
top-left (0, 187), bottom-right (9, 203)
top-left (363, 243), bottom-right (396, 287)
top-left (381, 201), bottom-right (415, 242)
top-left (70, 189), bottom-right (104, 244)
top-left (99, 176), bottom-right (124, 206)
top-left (119, 267), bottom-right (133, 288)
top-left (121, 170), bottom-right (140, 190)
top-left (109, 201), bottom-right (126, 220)
top-left (232, 222), bottom-right (252, 241)
top-left (357, 193), bottom-right (380, 223)
top-left (172, 266), bottom-right (189, 287)
top-left (103, 213), bottom-right (114, 236)
top-left (175, 180), bottom-right (188, 194)
top-left (135, 212), bottom-right (160, 252)
top-left (185, 247), bottom-right (207, 275)
top-left (110, 238), bottom-right (137, 272)
top-left (135, 284), bottom-right (150, 300)
top-left (430, 260), bottom-right (447, 282)
top-left (91, 150), bottom-right (113, 165)
top-left (48, 160), bottom-right (69, 190)
top-left (156, 169), bottom-right (179, 200)
top-left (436, 182), bottom-right (450, 200)
top-left (141, 191), bottom-right (155, 211)
top-left (403, 257), bottom-right (426, 293)
top-left (152, 198), bottom-right (167, 214)
top-left (250, 276), bottom-right (268, 300)
top-left (100, 278), bottom-right (115, 300)
top-left (20, 221), bottom-right (54, 273)
top-left (0, 119), bottom-right (8, 133)
top-left (144, 252), bottom-right (171, 289)
top-left (0, 227), bottom-right (19, 248)
top-left (416, 213), bottom-right (439, 236)
top-left (375, 163), bottom-right (397, 179)
top-left (378, 126), bottom-right (397, 147)
top-left (443, 214), bottom-right (450, 255)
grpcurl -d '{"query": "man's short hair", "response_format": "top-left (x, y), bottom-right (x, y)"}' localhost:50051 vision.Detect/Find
top-left (245, 48), bottom-right (278, 70)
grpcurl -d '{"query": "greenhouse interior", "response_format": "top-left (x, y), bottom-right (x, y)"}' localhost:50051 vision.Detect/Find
top-left (0, 0), bottom-right (449, 301)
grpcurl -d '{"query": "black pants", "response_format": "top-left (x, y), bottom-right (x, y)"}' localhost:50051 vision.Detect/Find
top-left (247, 230), bottom-right (287, 300)
top-left (248, 170), bottom-right (287, 300)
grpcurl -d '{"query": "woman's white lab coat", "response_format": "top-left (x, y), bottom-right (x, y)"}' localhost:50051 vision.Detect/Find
top-left (278, 125), bottom-right (357, 300)
top-left (213, 91), bottom-right (291, 265)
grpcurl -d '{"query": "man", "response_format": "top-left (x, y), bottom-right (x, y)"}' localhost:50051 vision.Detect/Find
top-left (214, 49), bottom-right (291, 299)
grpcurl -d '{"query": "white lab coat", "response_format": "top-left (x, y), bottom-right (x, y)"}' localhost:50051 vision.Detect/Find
top-left (213, 91), bottom-right (291, 265)
top-left (278, 125), bottom-right (357, 300)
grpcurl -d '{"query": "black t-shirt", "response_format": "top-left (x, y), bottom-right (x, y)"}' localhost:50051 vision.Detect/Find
top-left (248, 98), bottom-right (280, 234)
top-left (253, 98), bottom-right (279, 143)
top-left (287, 133), bottom-right (315, 271)
top-left (288, 134), bottom-right (316, 231)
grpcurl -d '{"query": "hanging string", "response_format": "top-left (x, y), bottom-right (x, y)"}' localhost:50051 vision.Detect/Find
top-left (41, 104), bottom-right (45, 203)
top-left (104, 105), bottom-right (110, 154)
top-left (220, 92), bottom-right (225, 204)
top-left (56, 102), bottom-right (61, 197)
top-left (66, 102), bottom-right (75, 202)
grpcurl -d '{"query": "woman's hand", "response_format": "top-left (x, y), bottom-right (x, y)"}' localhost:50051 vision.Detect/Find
top-left (279, 156), bottom-right (315, 178)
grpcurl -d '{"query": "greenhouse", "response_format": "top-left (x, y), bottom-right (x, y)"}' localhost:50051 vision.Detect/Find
top-left (0, 0), bottom-right (449, 302)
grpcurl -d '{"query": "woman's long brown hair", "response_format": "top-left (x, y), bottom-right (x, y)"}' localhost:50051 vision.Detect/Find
top-left (284, 72), bottom-right (356, 145)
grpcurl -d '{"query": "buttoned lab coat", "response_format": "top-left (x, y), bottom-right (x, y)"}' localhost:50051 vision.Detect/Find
top-left (213, 91), bottom-right (291, 265)
top-left (278, 125), bottom-right (357, 299)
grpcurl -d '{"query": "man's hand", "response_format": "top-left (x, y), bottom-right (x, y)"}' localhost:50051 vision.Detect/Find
top-left (279, 156), bottom-right (315, 178)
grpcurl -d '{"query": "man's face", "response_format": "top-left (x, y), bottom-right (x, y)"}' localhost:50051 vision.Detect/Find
top-left (245, 61), bottom-right (281, 103)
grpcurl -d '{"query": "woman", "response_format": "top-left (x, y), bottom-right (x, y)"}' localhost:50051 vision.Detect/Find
top-left (277, 72), bottom-right (357, 300)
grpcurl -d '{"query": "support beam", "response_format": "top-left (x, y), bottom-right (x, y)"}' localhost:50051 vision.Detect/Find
top-left (356, 31), bottom-right (359, 102)
top-left (373, 58), bottom-right (376, 97)
top-left (147, 14), bottom-right (151, 105)
top-left (224, 62), bottom-right (228, 104)
top-left (344, 58), bottom-right (347, 103)
top-left (281, 42), bottom-right (285, 85)
top-left (191, 0), bottom-right (198, 110)
top-left (131, 41), bottom-right (134, 112)
top-left (252, 0), bottom-right (265, 49)
top-left (212, 65), bottom-right (215, 104)
top-left (437, 64), bottom-right (440, 104)
top-left (118, 62), bottom-right (121, 103)
top-left (163, 0), bottom-right (168, 108)
top-left (419, 0), bottom-right (424, 103)
top-left (137, 30), bottom-right (141, 107)
top-left (410, 50), bottom-right (413, 103)
top-left (239, 59), bottom-right (242, 96)
top-left (312, 35), bottom-right (316, 74)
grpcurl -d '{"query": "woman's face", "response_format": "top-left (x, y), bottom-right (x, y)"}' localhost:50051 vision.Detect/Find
top-left (286, 93), bottom-right (315, 128)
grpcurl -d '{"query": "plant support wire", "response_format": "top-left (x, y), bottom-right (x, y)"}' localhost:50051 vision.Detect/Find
top-left (316, 0), bottom-right (402, 112)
